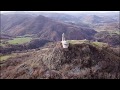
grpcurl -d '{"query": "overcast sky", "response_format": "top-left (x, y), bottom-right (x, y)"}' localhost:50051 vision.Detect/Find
top-left (1, 11), bottom-right (119, 13)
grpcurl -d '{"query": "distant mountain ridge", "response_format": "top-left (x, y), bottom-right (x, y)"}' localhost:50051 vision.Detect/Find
top-left (1, 14), bottom-right (96, 41)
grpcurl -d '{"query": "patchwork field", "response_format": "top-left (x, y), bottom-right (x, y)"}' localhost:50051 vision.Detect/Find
top-left (92, 42), bottom-right (108, 47)
top-left (8, 37), bottom-right (32, 45)
top-left (68, 40), bottom-right (89, 44)
top-left (68, 40), bottom-right (108, 48)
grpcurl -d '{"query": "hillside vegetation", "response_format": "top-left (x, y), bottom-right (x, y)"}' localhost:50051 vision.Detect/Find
top-left (1, 41), bottom-right (120, 79)
top-left (0, 12), bottom-right (119, 79)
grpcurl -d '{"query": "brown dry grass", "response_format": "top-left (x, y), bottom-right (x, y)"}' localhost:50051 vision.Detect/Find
top-left (0, 42), bottom-right (120, 79)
